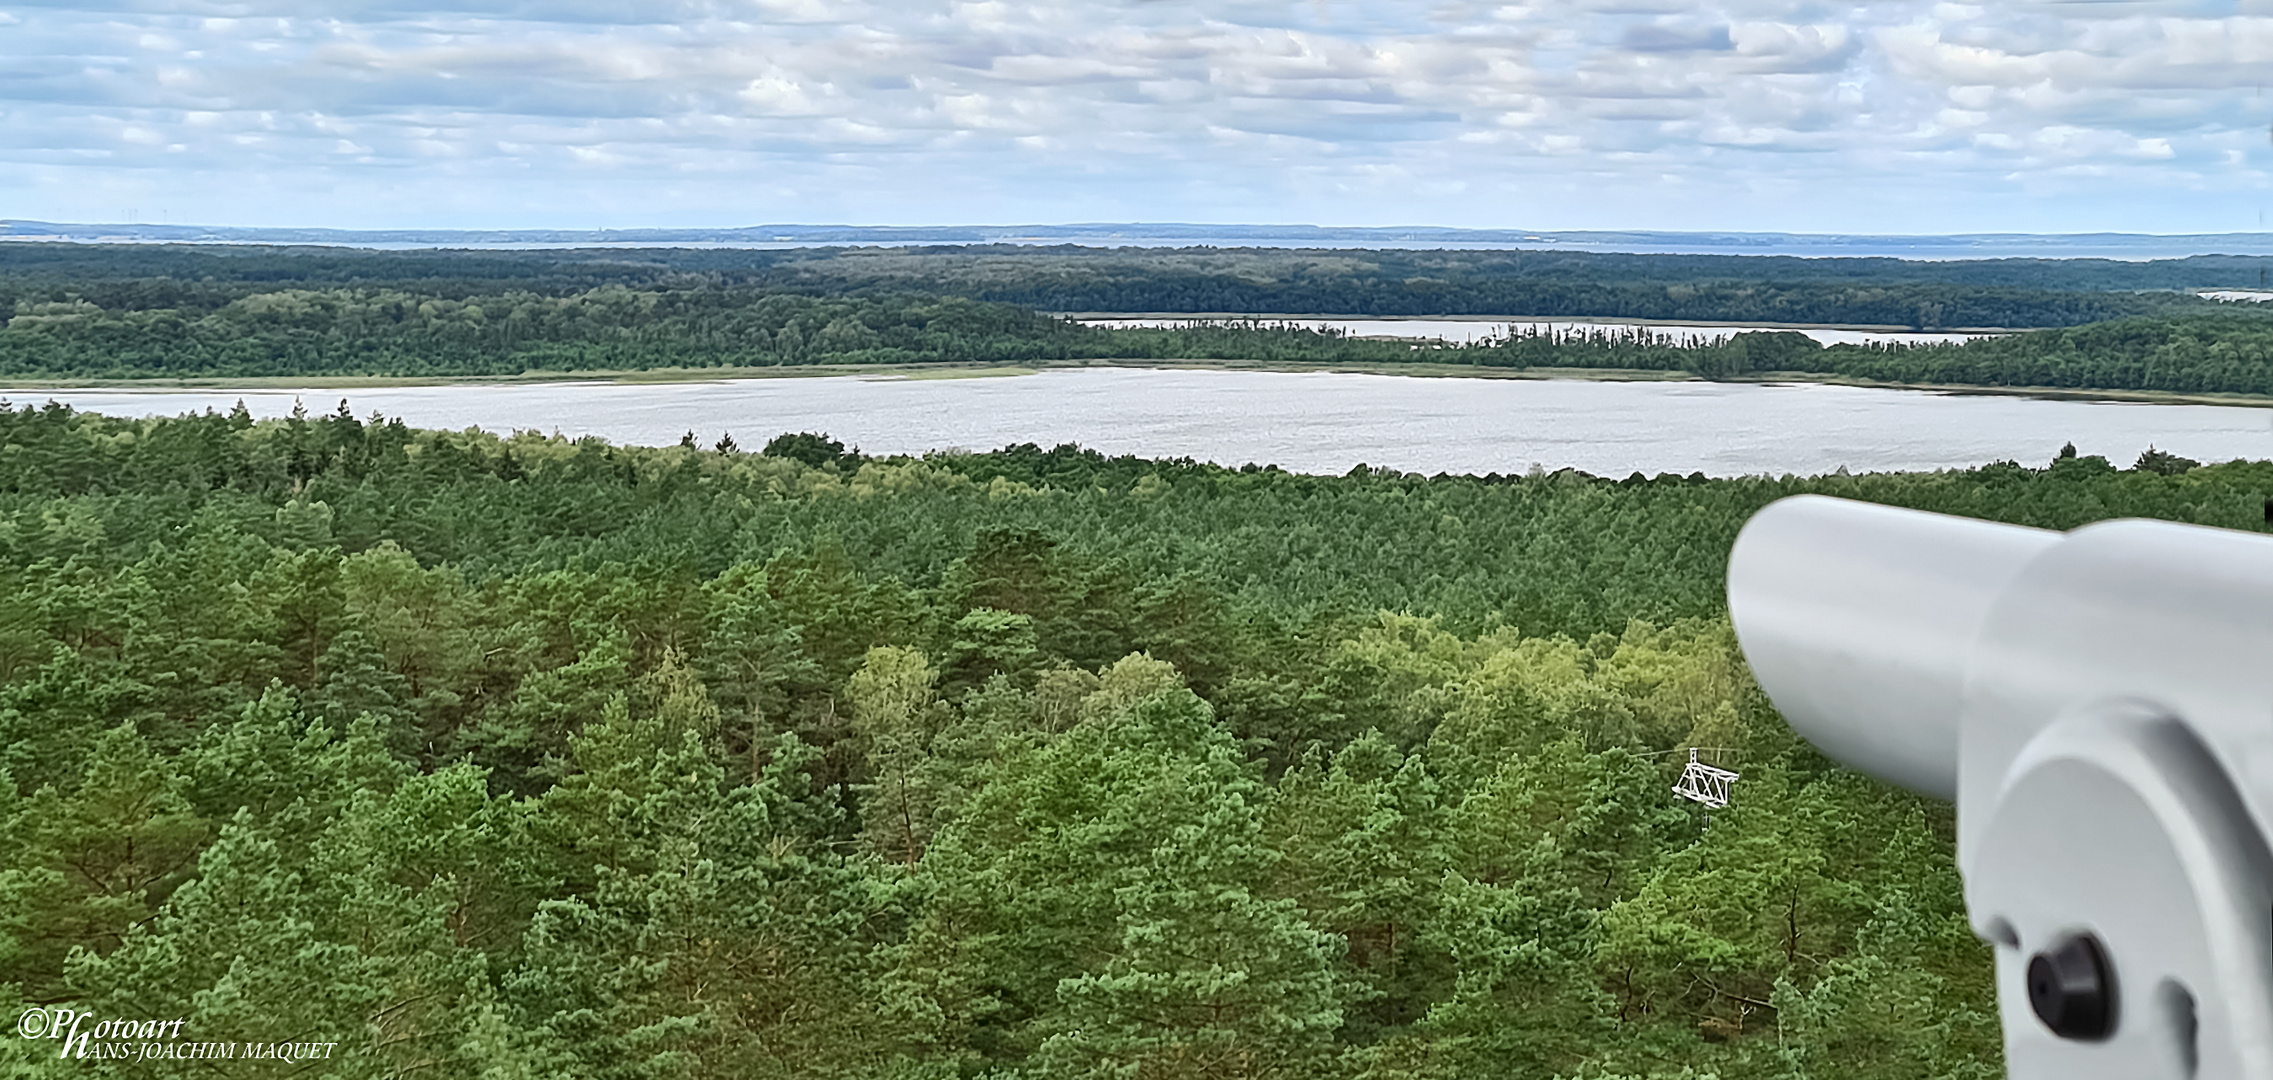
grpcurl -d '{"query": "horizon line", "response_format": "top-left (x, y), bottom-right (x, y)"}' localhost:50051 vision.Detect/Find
top-left (8, 219), bottom-right (2273, 241)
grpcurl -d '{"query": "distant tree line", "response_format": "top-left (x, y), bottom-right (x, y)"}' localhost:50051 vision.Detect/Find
top-left (1765, 316), bottom-right (2273, 394)
top-left (9, 276), bottom-right (2273, 395)
top-left (8, 240), bottom-right (2271, 291)
top-left (1460, 318), bottom-right (2273, 395)
top-left (6, 242), bottom-right (2270, 328)
top-left (0, 290), bottom-right (1083, 377)
top-left (1417, 317), bottom-right (2273, 395)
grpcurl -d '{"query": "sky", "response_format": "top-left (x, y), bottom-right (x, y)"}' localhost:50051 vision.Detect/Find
top-left (2, 0), bottom-right (2271, 234)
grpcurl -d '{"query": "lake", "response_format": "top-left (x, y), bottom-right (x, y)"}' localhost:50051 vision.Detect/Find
top-left (8, 368), bottom-right (2270, 478)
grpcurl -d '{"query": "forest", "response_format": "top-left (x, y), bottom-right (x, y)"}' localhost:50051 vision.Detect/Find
top-left (6, 241), bottom-right (2271, 328)
top-left (3, 399), bottom-right (2268, 1077)
top-left (9, 273), bottom-right (2273, 396)
top-left (10, 241), bottom-right (2273, 393)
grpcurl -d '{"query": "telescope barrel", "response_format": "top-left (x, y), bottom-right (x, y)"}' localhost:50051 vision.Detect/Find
top-left (1727, 495), bottom-right (2059, 799)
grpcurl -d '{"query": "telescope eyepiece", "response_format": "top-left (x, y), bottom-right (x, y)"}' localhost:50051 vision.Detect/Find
top-left (2027, 933), bottom-right (2115, 1041)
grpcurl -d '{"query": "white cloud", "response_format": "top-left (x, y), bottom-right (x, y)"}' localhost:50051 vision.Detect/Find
top-left (0, 0), bottom-right (2267, 231)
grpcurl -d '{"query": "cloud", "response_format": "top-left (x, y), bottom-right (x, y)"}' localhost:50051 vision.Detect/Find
top-left (0, 0), bottom-right (2267, 232)
top-left (1621, 23), bottom-right (1734, 52)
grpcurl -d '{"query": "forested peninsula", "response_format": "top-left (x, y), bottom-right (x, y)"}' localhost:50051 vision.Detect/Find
top-left (3, 400), bottom-right (2269, 1076)
top-left (6, 242), bottom-right (2273, 396)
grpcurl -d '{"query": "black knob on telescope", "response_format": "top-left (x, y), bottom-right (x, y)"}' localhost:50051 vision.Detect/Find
top-left (2027, 933), bottom-right (2114, 1040)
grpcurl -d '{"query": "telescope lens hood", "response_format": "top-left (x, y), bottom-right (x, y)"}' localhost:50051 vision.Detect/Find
top-left (2027, 933), bottom-right (2114, 1041)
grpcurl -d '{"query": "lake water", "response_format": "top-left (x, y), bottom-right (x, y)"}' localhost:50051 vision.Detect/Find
top-left (1073, 317), bottom-right (1994, 347)
top-left (9, 368), bottom-right (2271, 478)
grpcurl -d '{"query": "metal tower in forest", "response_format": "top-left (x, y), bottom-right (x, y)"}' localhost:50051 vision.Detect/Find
top-left (1671, 748), bottom-right (1737, 810)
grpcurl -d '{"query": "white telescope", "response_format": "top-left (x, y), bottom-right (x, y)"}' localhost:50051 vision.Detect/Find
top-left (1730, 495), bottom-right (2273, 1079)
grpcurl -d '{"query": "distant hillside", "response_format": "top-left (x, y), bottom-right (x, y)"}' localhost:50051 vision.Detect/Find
top-left (9, 218), bottom-right (2273, 259)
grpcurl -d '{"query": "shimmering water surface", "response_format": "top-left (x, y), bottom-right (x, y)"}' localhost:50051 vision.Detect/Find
top-left (10, 368), bottom-right (2271, 478)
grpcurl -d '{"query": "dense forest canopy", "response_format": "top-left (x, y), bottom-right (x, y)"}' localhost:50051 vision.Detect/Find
top-left (738, 246), bottom-right (2257, 326)
top-left (4, 400), bottom-right (2270, 1076)
top-left (8, 270), bottom-right (2273, 396)
top-left (4, 241), bottom-right (2268, 327)
top-left (9, 242), bottom-right (2273, 394)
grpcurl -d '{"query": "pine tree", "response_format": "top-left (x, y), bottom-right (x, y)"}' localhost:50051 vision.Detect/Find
top-left (509, 660), bottom-right (892, 1079)
top-left (900, 687), bottom-right (1346, 1077)
top-left (1266, 731), bottom-right (1450, 1039)
top-left (0, 725), bottom-right (205, 1001)
top-left (699, 566), bottom-right (817, 782)
top-left (847, 646), bottom-right (946, 865)
top-left (67, 742), bottom-right (521, 1077)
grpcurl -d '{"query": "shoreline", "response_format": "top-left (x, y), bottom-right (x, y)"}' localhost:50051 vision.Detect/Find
top-left (3, 358), bottom-right (2271, 410)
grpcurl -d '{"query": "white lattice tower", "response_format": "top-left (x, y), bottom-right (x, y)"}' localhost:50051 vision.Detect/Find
top-left (1672, 748), bottom-right (1738, 809)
